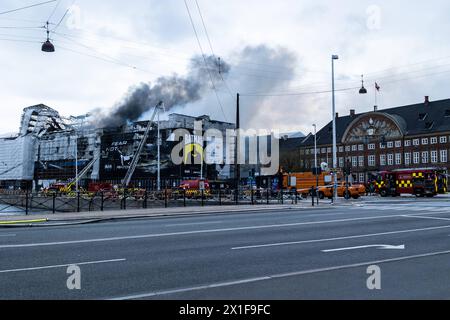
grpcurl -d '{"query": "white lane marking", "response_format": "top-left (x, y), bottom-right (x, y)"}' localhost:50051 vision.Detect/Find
top-left (2, 210), bottom-right (450, 249)
top-left (0, 234), bottom-right (16, 237)
top-left (165, 221), bottom-right (224, 227)
top-left (0, 258), bottom-right (126, 274)
top-left (110, 249), bottom-right (450, 300)
top-left (402, 215), bottom-right (450, 221)
top-left (322, 244), bottom-right (405, 253)
top-left (231, 225), bottom-right (450, 250)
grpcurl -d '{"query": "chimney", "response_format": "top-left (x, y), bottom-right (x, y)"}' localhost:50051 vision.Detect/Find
top-left (335, 112), bottom-right (339, 119)
top-left (425, 96), bottom-right (430, 106)
top-left (374, 105), bottom-right (378, 112)
top-left (350, 109), bottom-right (356, 117)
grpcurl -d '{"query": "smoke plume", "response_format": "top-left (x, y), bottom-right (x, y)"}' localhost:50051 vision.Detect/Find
top-left (97, 55), bottom-right (230, 128)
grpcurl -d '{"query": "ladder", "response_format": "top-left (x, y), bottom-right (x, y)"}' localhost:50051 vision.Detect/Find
top-left (67, 155), bottom-right (100, 190)
top-left (121, 101), bottom-right (163, 187)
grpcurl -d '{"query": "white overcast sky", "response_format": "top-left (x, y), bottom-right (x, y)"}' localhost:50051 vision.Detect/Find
top-left (1, 0), bottom-right (450, 135)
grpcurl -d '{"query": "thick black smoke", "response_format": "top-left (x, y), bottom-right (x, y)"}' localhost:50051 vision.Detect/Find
top-left (97, 55), bottom-right (230, 128)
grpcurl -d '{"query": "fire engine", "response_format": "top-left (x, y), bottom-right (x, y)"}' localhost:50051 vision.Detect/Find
top-left (372, 168), bottom-right (448, 198)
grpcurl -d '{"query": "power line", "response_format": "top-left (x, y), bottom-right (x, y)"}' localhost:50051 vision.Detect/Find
top-left (194, 0), bottom-right (235, 98)
top-left (183, 0), bottom-right (228, 122)
top-left (240, 86), bottom-right (360, 97)
top-left (47, 0), bottom-right (61, 22)
top-left (0, 0), bottom-right (57, 15)
top-left (52, 0), bottom-right (76, 32)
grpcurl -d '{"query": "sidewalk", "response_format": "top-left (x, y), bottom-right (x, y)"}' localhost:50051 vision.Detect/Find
top-left (0, 201), bottom-right (337, 226)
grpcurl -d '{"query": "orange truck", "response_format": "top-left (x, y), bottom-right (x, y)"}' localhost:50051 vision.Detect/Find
top-left (282, 172), bottom-right (337, 197)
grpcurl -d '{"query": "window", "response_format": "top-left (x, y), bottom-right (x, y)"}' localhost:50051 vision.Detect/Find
top-left (345, 146), bottom-right (351, 152)
top-left (359, 173), bottom-right (365, 183)
top-left (358, 156), bottom-right (364, 167)
top-left (352, 145), bottom-right (357, 152)
top-left (422, 138), bottom-right (429, 145)
top-left (431, 137), bottom-right (438, 144)
top-left (431, 150), bottom-right (438, 163)
top-left (441, 150), bottom-right (448, 163)
top-left (413, 139), bottom-right (420, 146)
top-left (413, 152), bottom-right (420, 164)
top-left (321, 148), bottom-right (326, 153)
top-left (339, 146), bottom-right (344, 153)
top-left (422, 151), bottom-right (429, 164)
top-left (395, 153), bottom-right (402, 165)
top-left (368, 155), bottom-right (376, 167)
top-left (358, 144), bottom-right (364, 151)
top-left (404, 140), bottom-right (411, 147)
top-left (395, 141), bottom-right (402, 148)
top-left (440, 136), bottom-right (447, 144)
top-left (339, 157), bottom-right (344, 168)
top-left (380, 154), bottom-right (386, 166)
top-left (387, 141), bottom-right (394, 148)
top-left (368, 143), bottom-right (375, 150)
top-left (380, 143), bottom-right (386, 149)
top-left (352, 156), bottom-right (358, 167)
top-left (305, 149), bottom-right (310, 155)
top-left (404, 153), bottom-right (411, 165)
top-left (387, 154), bottom-right (394, 165)
top-left (327, 147), bottom-right (332, 153)
top-left (418, 113), bottom-right (428, 120)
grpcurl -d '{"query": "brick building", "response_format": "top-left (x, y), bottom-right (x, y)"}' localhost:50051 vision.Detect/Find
top-left (281, 97), bottom-right (450, 183)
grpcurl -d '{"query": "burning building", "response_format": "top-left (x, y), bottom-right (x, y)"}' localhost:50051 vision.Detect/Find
top-left (0, 104), bottom-right (235, 191)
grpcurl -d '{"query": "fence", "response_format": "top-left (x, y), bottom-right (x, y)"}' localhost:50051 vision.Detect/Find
top-left (0, 188), bottom-right (306, 215)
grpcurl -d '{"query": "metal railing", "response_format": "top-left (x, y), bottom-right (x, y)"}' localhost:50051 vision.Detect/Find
top-left (0, 188), bottom-right (306, 215)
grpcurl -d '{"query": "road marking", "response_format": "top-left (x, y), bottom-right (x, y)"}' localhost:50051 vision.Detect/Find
top-left (232, 225), bottom-right (450, 250)
top-left (0, 234), bottom-right (16, 237)
top-left (165, 221), bottom-right (224, 227)
top-left (322, 244), bottom-right (405, 253)
top-left (0, 258), bottom-right (126, 274)
top-left (110, 249), bottom-right (450, 300)
top-left (402, 215), bottom-right (450, 221)
top-left (2, 210), bottom-right (449, 249)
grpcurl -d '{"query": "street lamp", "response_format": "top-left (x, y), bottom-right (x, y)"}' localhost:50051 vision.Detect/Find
top-left (359, 75), bottom-right (367, 95)
top-left (41, 21), bottom-right (55, 53)
top-left (313, 124), bottom-right (319, 204)
top-left (331, 55), bottom-right (339, 202)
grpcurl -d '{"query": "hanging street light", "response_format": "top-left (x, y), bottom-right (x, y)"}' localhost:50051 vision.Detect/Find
top-left (41, 21), bottom-right (55, 52)
top-left (359, 74), bottom-right (367, 94)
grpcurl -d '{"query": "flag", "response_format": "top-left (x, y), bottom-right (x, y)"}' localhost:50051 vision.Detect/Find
top-left (375, 82), bottom-right (381, 91)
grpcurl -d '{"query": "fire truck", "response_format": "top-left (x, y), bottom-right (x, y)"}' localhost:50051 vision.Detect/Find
top-left (372, 168), bottom-right (448, 198)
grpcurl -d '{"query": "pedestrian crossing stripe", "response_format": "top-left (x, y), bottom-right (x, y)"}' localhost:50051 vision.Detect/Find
top-left (358, 205), bottom-right (450, 212)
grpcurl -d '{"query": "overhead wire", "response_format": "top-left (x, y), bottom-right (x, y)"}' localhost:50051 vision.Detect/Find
top-left (183, 0), bottom-right (228, 121)
top-left (0, 0), bottom-right (57, 16)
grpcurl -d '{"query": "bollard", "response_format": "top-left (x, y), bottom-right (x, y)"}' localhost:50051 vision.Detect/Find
top-left (218, 187), bottom-right (222, 206)
top-left (123, 190), bottom-right (127, 210)
top-left (266, 188), bottom-right (269, 205)
top-left (281, 189), bottom-right (284, 205)
top-left (143, 190), bottom-right (148, 209)
top-left (183, 189), bottom-right (186, 207)
top-left (164, 188), bottom-right (168, 208)
top-left (251, 188), bottom-right (254, 205)
top-left (77, 191), bottom-right (81, 213)
top-left (52, 192), bottom-right (56, 214)
top-left (25, 192), bottom-right (29, 216)
top-left (201, 189), bottom-right (204, 207)
top-left (101, 192), bottom-right (104, 212)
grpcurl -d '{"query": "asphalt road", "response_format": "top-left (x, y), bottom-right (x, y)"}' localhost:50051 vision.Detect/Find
top-left (1, 197), bottom-right (450, 300)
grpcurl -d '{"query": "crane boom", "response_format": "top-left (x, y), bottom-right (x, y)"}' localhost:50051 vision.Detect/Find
top-left (122, 101), bottom-right (163, 187)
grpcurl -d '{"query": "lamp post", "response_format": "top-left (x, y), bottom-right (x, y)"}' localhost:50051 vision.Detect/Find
top-left (313, 124), bottom-right (319, 205)
top-left (331, 55), bottom-right (339, 202)
top-left (75, 135), bottom-right (78, 192)
top-left (157, 107), bottom-right (161, 191)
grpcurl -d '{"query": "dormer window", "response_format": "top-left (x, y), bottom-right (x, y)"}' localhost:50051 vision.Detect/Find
top-left (445, 110), bottom-right (450, 117)
top-left (425, 121), bottom-right (434, 130)
top-left (418, 113), bottom-right (428, 121)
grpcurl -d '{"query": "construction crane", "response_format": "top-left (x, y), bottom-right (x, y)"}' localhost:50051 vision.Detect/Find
top-left (122, 101), bottom-right (164, 187)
